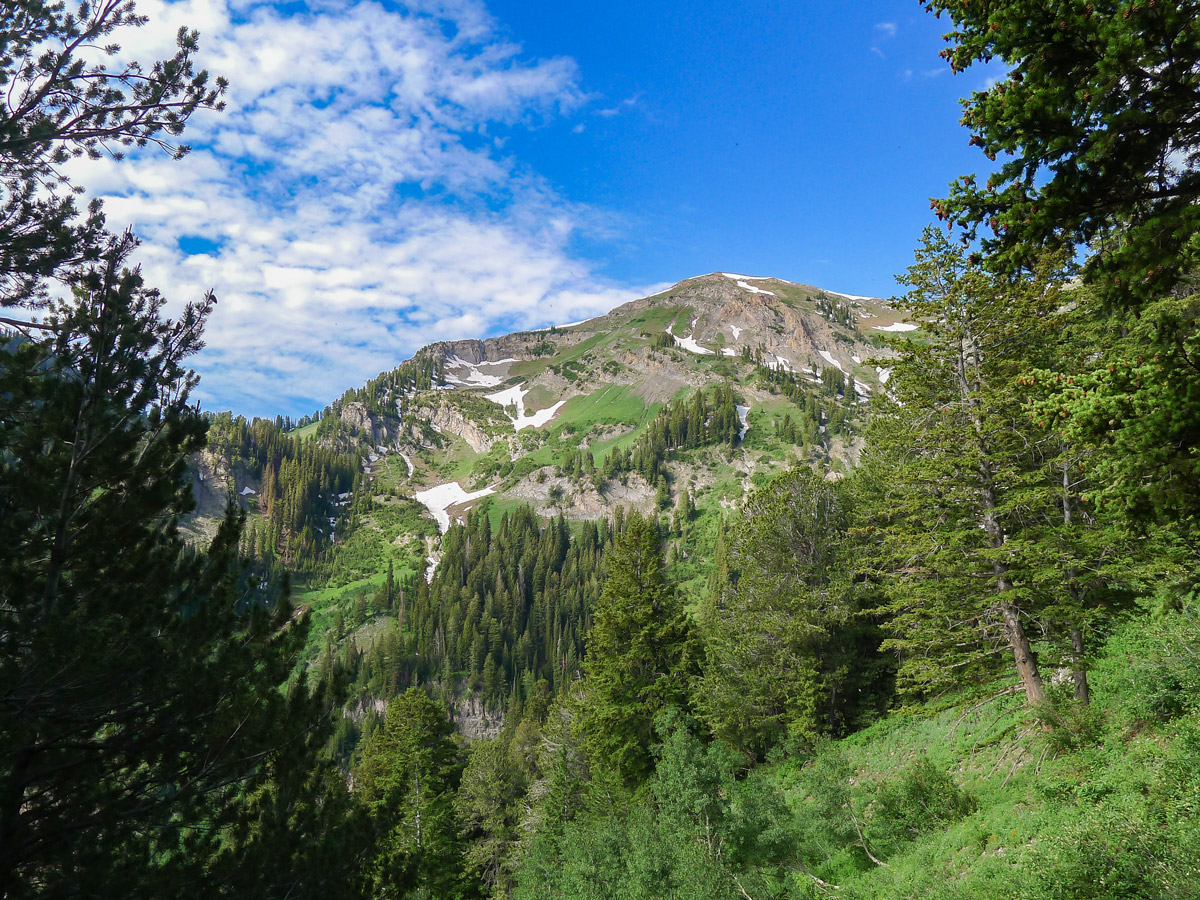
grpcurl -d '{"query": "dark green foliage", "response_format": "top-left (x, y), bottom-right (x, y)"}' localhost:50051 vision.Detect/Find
top-left (356, 688), bottom-right (469, 899)
top-left (207, 411), bottom-right (359, 570)
top-left (516, 713), bottom-right (801, 900)
top-left (699, 468), bottom-right (890, 759)
top-left (0, 237), bottom-right (352, 896)
top-left (416, 506), bottom-right (607, 710)
top-left (927, 0), bottom-right (1200, 308)
top-left (856, 229), bottom-right (1149, 705)
top-left (456, 737), bottom-right (527, 897)
top-left (580, 513), bottom-right (697, 784)
top-left (925, 0), bottom-right (1200, 604)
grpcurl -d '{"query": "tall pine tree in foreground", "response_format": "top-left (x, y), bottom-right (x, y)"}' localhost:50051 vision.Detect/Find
top-left (0, 5), bottom-right (363, 896)
top-left (925, 0), bottom-right (1200, 591)
top-left (862, 229), bottom-right (1063, 704)
top-left (0, 236), bottom-right (359, 897)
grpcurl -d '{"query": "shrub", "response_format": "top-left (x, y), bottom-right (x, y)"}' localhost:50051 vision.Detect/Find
top-left (865, 758), bottom-right (976, 858)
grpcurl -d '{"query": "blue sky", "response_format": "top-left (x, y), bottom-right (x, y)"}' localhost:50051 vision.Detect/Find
top-left (75, 0), bottom-right (1000, 418)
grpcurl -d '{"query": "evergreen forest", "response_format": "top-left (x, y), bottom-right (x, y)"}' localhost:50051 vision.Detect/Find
top-left (3, 2), bottom-right (1199, 899)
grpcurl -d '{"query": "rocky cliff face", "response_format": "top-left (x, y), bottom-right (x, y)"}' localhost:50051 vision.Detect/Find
top-left (416, 402), bottom-right (502, 454)
top-left (339, 401), bottom-right (394, 446)
top-left (450, 693), bottom-right (504, 742)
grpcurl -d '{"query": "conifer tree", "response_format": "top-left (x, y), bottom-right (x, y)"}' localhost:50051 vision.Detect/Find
top-left (356, 688), bottom-right (467, 899)
top-left (925, 0), bottom-right (1200, 306)
top-left (861, 228), bottom-right (1066, 704)
top-left (699, 468), bottom-right (884, 756)
top-left (580, 512), bottom-right (696, 784)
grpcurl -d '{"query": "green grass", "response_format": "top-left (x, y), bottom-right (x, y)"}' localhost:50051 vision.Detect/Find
top-left (762, 604), bottom-right (1200, 899)
top-left (291, 420), bottom-right (320, 442)
top-left (626, 305), bottom-right (683, 334)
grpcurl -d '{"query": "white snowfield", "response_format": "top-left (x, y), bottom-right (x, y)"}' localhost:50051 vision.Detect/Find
top-left (442, 355), bottom-right (506, 388)
top-left (239, 486), bottom-right (256, 496)
top-left (721, 348), bottom-right (738, 357)
top-left (485, 384), bottom-right (567, 431)
top-left (767, 354), bottom-right (794, 373)
top-left (873, 322), bottom-right (919, 332)
top-left (877, 367), bottom-right (892, 384)
top-left (721, 272), bottom-right (792, 284)
top-left (818, 349), bottom-right (847, 375)
top-left (851, 354), bottom-right (862, 364)
top-left (736, 405), bottom-right (751, 440)
top-left (730, 326), bottom-right (742, 340)
top-left (665, 323), bottom-right (715, 356)
top-left (829, 290), bottom-right (878, 302)
top-left (415, 482), bottom-right (497, 534)
top-left (425, 556), bottom-right (438, 583)
top-left (398, 451), bottom-right (415, 477)
top-left (736, 280), bottom-right (776, 297)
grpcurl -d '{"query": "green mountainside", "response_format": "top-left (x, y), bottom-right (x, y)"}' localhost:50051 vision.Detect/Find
top-left (185, 272), bottom-right (915, 725)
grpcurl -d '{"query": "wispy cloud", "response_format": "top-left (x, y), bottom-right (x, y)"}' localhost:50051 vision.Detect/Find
top-left (596, 93), bottom-right (642, 118)
top-left (69, 0), bottom-right (653, 416)
top-left (874, 21), bottom-right (898, 37)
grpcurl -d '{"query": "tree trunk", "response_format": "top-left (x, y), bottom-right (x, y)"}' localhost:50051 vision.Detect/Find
top-left (1070, 626), bottom-right (1090, 705)
top-left (1001, 600), bottom-right (1045, 704)
top-left (981, 478), bottom-right (1045, 705)
top-left (956, 329), bottom-right (1045, 705)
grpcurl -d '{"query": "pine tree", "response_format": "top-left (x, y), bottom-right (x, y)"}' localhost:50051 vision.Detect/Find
top-left (861, 228), bottom-right (1067, 704)
top-left (0, 0), bottom-right (225, 311)
top-left (698, 468), bottom-right (883, 757)
top-left (580, 513), bottom-right (696, 784)
top-left (356, 688), bottom-right (467, 898)
top-left (0, 235), bottom-right (354, 895)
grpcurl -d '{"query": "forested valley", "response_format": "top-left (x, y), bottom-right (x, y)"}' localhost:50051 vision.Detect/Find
top-left (3, 2), bottom-right (1200, 899)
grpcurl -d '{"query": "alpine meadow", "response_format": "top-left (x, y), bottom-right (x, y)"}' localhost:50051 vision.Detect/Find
top-left (2, 2), bottom-right (1199, 898)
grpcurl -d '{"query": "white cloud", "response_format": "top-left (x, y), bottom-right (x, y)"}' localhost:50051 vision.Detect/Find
top-left (596, 93), bottom-right (640, 118)
top-left (69, 0), bottom-right (649, 416)
top-left (874, 21), bottom-right (897, 37)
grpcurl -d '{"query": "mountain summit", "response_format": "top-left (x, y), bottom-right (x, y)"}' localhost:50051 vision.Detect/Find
top-left (187, 271), bottom-right (917, 582)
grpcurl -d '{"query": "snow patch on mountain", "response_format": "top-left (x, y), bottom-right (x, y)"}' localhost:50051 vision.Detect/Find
top-left (485, 384), bottom-right (568, 431)
top-left (736, 280), bottom-right (776, 296)
top-left (818, 350), bottom-right (847, 374)
top-left (443, 354), bottom-right (505, 387)
top-left (415, 482), bottom-right (497, 534)
top-left (736, 405), bottom-right (751, 440)
top-left (873, 322), bottom-right (919, 332)
top-left (665, 323), bottom-right (715, 356)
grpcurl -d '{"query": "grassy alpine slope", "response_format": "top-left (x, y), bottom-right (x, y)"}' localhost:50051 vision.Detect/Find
top-left (776, 600), bottom-right (1200, 899)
